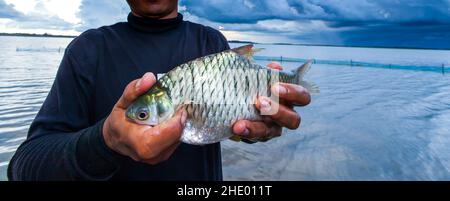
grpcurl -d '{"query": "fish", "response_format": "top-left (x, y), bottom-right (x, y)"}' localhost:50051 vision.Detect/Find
top-left (126, 44), bottom-right (318, 145)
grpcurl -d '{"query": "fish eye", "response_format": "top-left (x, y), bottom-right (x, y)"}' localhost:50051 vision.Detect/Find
top-left (137, 109), bottom-right (149, 121)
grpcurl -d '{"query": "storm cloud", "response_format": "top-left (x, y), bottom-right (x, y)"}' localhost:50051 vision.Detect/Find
top-left (179, 0), bottom-right (450, 49)
top-left (1, 0), bottom-right (450, 49)
top-left (180, 0), bottom-right (450, 24)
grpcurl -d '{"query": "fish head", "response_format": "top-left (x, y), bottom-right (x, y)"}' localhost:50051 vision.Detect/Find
top-left (126, 85), bottom-right (174, 126)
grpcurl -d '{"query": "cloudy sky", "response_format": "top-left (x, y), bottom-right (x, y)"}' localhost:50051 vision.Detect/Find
top-left (1, 0), bottom-right (450, 49)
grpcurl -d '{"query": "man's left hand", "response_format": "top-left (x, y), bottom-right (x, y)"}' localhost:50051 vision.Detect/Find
top-left (231, 62), bottom-right (311, 143)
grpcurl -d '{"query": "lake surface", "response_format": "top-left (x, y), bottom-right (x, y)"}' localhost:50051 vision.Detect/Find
top-left (1, 36), bottom-right (450, 180)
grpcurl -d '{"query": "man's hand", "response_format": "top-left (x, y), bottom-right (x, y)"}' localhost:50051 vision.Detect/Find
top-left (102, 73), bottom-right (187, 164)
top-left (232, 62), bottom-right (311, 143)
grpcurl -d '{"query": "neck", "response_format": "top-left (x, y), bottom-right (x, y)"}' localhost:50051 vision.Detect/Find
top-left (127, 11), bottom-right (183, 33)
top-left (131, 9), bottom-right (178, 20)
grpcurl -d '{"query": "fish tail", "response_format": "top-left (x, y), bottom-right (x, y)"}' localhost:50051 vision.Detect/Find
top-left (294, 60), bottom-right (320, 93)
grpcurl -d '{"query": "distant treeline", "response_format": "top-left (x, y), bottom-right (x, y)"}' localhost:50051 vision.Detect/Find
top-left (228, 40), bottom-right (450, 51)
top-left (0, 33), bottom-right (76, 38)
top-left (1, 33), bottom-right (448, 51)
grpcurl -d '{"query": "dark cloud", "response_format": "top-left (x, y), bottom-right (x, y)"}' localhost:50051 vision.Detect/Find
top-left (1, 0), bottom-right (449, 48)
top-left (335, 24), bottom-right (450, 49)
top-left (180, 0), bottom-right (450, 49)
top-left (290, 22), bottom-right (450, 49)
top-left (181, 0), bottom-right (450, 24)
top-left (0, 0), bottom-right (22, 18)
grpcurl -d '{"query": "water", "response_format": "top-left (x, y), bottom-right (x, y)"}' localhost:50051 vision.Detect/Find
top-left (1, 36), bottom-right (450, 180)
top-left (0, 36), bottom-right (71, 180)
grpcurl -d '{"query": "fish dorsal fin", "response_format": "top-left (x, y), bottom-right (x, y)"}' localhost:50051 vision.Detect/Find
top-left (231, 44), bottom-right (263, 60)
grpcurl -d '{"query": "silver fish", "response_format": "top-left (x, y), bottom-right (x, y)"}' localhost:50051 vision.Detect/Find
top-left (126, 44), bottom-right (317, 145)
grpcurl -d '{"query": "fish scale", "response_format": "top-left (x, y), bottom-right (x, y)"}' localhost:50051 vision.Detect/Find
top-left (126, 44), bottom-right (316, 145)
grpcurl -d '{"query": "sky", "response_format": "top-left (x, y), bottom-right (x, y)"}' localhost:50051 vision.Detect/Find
top-left (0, 0), bottom-right (450, 49)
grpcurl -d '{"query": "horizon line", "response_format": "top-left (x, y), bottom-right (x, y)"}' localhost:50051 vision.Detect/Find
top-left (1, 32), bottom-right (449, 51)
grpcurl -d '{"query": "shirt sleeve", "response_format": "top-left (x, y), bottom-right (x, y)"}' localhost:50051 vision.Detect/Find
top-left (7, 30), bottom-right (124, 181)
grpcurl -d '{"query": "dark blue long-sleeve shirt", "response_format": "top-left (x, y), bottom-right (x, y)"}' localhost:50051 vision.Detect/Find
top-left (7, 13), bottom-right (230, 181)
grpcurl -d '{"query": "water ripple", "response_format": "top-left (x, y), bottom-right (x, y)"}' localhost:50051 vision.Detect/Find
top-left (1, 38), bottom-right (450, 181)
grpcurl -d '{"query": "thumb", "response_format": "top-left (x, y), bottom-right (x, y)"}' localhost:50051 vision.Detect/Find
top-left (116, 72), bottom-right (156, 109)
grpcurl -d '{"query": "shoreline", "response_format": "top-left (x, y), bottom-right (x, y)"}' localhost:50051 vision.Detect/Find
top-left (0, 33), bottom-right (76, 38)
top-left (228, 40), bottom-right (450, 51)
top-left (1, 33), bottom-right (449, 51)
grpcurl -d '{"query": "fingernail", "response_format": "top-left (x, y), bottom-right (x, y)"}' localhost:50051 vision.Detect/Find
top-left (142, 72), bottom-right (155, 84)
top-left (180, 110), bottom-right (187, 125)
top-left (136, 73), bottom-right (154, 91)
top-left (236, 123), bottom-right (249, 136)
top-left (241, 128), bottom-right (250, 136)
top-left (274, 84), bottom-right (287, 95)
top-left (259, 97), bottom-right (271, 113)
top-left (143, 72), bottom-right (154, 80)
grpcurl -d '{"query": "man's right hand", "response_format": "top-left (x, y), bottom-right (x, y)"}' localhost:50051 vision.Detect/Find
top-left (102, 72), bottom-right (187, 164)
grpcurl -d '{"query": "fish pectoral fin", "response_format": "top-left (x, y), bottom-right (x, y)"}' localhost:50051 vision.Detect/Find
top-left (231, 44), bottom-right (264, 60)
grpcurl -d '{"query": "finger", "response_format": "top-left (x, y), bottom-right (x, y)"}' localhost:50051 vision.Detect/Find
top-left (267, 62), bottom-right (283, 70)
top-left (116, 72), bottom-right (156, 109)
top-left (256, 96), bottom-right (301, 129)
top-left (233, 120), bottom-right (270, 139)
top-left (130, 109), bottom-right (186, 161)
top-left (259, 117), bottom-right (283, 137)
top-left (258, 126), bottom-right (283, 143)
top-left (149, 109), bottom-right (187, 148)
top-left (270, 126), bottom-right (282, 137)
top-left (232, 120), bottom-right (250, 136)
top-left (272, 82), bottom-right (311, 106)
